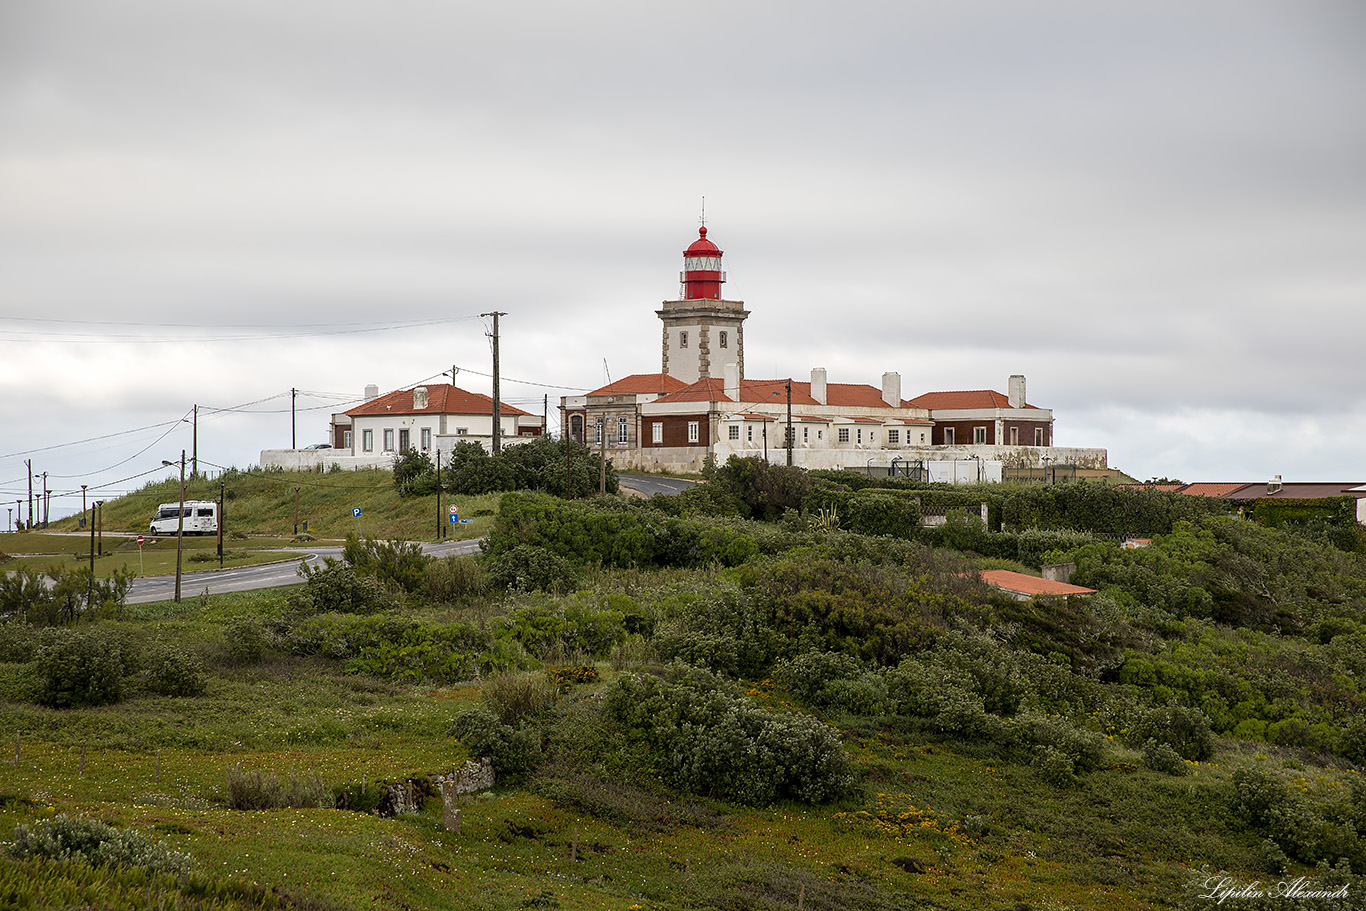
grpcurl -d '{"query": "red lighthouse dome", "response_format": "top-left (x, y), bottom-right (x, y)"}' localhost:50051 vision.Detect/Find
top-left (681, 227), bottom-right (725, 300)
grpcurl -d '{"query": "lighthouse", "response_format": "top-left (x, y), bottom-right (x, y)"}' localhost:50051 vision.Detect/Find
top-left (657, 226), bottom-right (750, 385)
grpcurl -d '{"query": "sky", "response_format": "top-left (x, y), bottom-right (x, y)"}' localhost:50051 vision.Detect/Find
top-left (2, 0), bottom-right (1364, 524)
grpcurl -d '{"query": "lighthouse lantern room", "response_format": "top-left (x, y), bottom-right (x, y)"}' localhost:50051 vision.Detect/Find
top-left (657, 225), bottom-right (750, 385)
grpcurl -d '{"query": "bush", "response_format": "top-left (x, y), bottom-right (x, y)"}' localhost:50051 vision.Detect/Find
top-left (224, 617), bottom-right (268, 665)
top-left (485, 545), bottom-right (580, 594)
top-left (1142, 738), bottom-right (1190, 776)
top-left (391, 448), bottom-right (437, 496)
top-left (342, 536), bottom-right (431, 593)
top-left (289, 559), bottom-right (399, 616)
top-left (225, 767), bottom-right (332, 810)
top-left (451, 708), bottom-right (543, 784)
top-left (34, 628), bottom-right (125, 708)
top-left (1129, 703), bottom-right (1215, 761)
top-left (424, 554), bottom-right (486, 602)
top-left (601, 664), bottom-right (852, 806)
top-left (8, 813), bottom-right (195, 878)
top-left (143, 641), bottom-right (206, 697)
top-left (482, 671), bottom-right (560, 725)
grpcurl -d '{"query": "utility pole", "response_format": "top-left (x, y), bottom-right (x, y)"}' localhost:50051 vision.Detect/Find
top-left (436, 448), bottom-right (442, 540)
top-left (26, 459), bottom-right (32, 529)
top-left (96, 501), bottom-right (103, 556)
top-left (481, 312), bottom-right (507, 453)
top-left (786, 379), bottom-right (794, 468)
top-left (192, 404), bottom-right (198, 477)
top-left (81, 485), bottom-right (88, 527)
top-left (598, 418), bottom-right (606, 495)
top-left (217, 481), bottom-right (224, 568)
top-left (161, 452), bottom-right (187, 603)
top-left (293, 487), bottom-right (300, 536)
top-left (42, 473), bottom-right (48, 528)
top-left (291, 388), bottom-right (297, 450)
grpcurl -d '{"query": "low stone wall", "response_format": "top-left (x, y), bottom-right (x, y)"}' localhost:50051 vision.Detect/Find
top-left (259, 449), bottom-right (393, 471)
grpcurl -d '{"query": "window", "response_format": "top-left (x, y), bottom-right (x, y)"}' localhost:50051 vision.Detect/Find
top-left (399, 428), bottom-right (410, 452)
top-left (344, 430), bottom-right (353, 450)
top-left (728, 425), bottom-right (739, 441)
top-left (680, 331), bottom-right (688, 348)
top-left (857, 428), bottom-right (862, 444)
top-left (943, 427), bottom-right (954, 445)
top-left (803, 427), bottom-right (809, 443)
top-left (887, 429), bottom-right (900, 445)
top-left (617, 417), bottom-right (628, 443)
top-left (1009, 427), bottom-right (1018, 446)
top-left (594, 419), bottom-right (603, 443)
top-left (974, 426), bottom-right (987, 445)
top-left (362, 429), bottom-right (373, 452)
top-left (747, 426), bottom-right (753, 442)
top-left (421, 428), bottom-right (431, 450)
top-left (655, 423), bottom-right (665, 444)
top-left (817, 430), bottom-right (823, 440)
top-left (920, 432), bottom-right (926, 443)
top-left (383, 429), bottom-right (395, 451)
top-left (456, 427), bottom-right (468, 436)
top-left (687, 421), bottom-right (699, 443)
top-left (719, 331), bottom-right (728, 348)
top-left (838, 428), bottom-right (850, 443)
top-left (1035, 427), bottom-right (1044, 446)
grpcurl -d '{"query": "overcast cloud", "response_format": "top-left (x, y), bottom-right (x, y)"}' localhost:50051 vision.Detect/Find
top-left (2, 0), bottom-right (1363, 521)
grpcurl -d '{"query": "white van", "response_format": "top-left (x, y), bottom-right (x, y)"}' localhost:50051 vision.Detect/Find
top-left (150, 501), bottom-right (218, 536)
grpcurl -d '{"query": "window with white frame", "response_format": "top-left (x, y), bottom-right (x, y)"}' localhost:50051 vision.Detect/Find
top-left (362, 429), bottom-right (373, 452)
top-left (680, 331), bottom-right (688, 348)
top-left (594, 419), bottom-right (603, 443)
top-left (421, 428), bottom-right (431, 450)
top-left (803, 427), bottom-right (808, 443)
top-left (456, 427), bottom-right (468, 436)
top-left (747, 426), bottom-right (753, 442)
top-left (1035, 427), bottom-right (1044, 445)
top-left (1009, 426), bottom-right (1019, 446)
top-left (687, 421), bottom-right (699, 443)
top-left (617, 417), bottom-right (628, 443)
top-left (728, 425), bottom-right (739, 441)
top-left (974, 426), bottom-right (987, 445)
top-left (838, 428), bottom-right (850, 443)
top-left (398, 428), bottom-right (410, 452)
top-left (943, 427), bottom-right (954, 444)
top-left (857, 428), bottom-right (862, 444)
top-left (887, 429), bottom-right (900, 445)
top-left (654, 423), bottom-right (665, 444)
top-left (383, 429), bottom-right (395, 451)
top-left (344, 430), bottom-right (353, 449)
top-left (719, 331), bottom-right (728, 348)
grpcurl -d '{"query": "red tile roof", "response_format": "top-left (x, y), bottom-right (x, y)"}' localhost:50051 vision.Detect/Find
top-left (1176, 483), bottom-right (1249, 498)
top-left (346, 384), bottom-right (530, 418)
top-left (652, 377), bottom-right (909, 409)
top-left (906, 389), bottom-right (1039, 410)
top-left (977, 570), bottom-right (1095, 598)
top-left (586, 374), bottom-right (690, 397)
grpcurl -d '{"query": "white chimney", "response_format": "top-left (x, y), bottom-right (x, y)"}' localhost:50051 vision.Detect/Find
top-left (882, 371), bottom-right (901, 408)
top-left (413, 387), bottom-right (429, 410)
top-left (364, 384), bottom-right (379, 401)
top-left (811, 367), bottom-right (827, 405)
top-left (1268, 474), bottom-right (1283, 494)
top-left (724, 362), bottom-right (740, 402)
top-left (1008, 375), bottom-right (1026, 409)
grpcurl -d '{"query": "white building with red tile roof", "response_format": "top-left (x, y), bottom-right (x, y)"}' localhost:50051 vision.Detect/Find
top-left (560, 225), bottom-right (1108, 475)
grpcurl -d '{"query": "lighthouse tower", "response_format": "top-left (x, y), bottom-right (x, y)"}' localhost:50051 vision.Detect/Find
top-left (657, 226), bottom-right (750, 384)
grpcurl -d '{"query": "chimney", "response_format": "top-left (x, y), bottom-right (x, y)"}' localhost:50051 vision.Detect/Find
top-left (724, 362), bottom-right (740, 402)
top-left (364, 384), bottom-right (379, 401)
top-left (1008, 375), bottom-right (1026, 409)
top-left (413, 387), bottom-right (429, 410)
top-left (811, 367), bottom-right (827, 405)
top-left (882, 371), bottom-right (901, 408)
top-left (1268, 474), bottom-right (1283, 494)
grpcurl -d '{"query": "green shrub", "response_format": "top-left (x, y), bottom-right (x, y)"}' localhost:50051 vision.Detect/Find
top-left (225, 767), bottom-right (331, 810)
top-left (34, 628), bottom-right (125, 708)
top-left (1142, 738), bottom-right (1190, 776)
top-left (143, 641), bottom-right (206, 697)
top-left (0, 622), bottom-right (39, 663)
top-left (342, 535), bottom-right (431, 593)
top-left (224, 618), bottom-right (268, 665)
top-left (451, 709), bottom-right (543, 784)
top-left (288, 559), bottom-right (398, 616)
top-left (8, 813), bottom-right (195, 878)
top-left (391, 448), bottom-right (436, 496)
top-left (1129, 703), bottom-right (1215, 761)
top-left (601, 664), bottom-right (852, 806)
top-left (423, 554), bottom-right (486, 602)
top-left (482, 671), bottom-right (560, 725)
top-left (486, 545), bottom-right (580, 593)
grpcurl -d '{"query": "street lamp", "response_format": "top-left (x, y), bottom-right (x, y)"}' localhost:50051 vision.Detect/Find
top-left (161, 451), bottom-right (186, 602)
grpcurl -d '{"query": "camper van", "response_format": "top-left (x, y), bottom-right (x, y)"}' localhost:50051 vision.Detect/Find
top-left (149, 501), bottom-right (218, 536)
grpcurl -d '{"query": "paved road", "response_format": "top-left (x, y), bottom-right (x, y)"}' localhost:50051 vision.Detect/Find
top-left (125, 538), bottom-right (482, 605)
top-left (618, 474), bottom-right (698, 498)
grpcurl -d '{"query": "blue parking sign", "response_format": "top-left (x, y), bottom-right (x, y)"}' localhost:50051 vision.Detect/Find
top-left (352, 508), bottom-right (362, 517)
